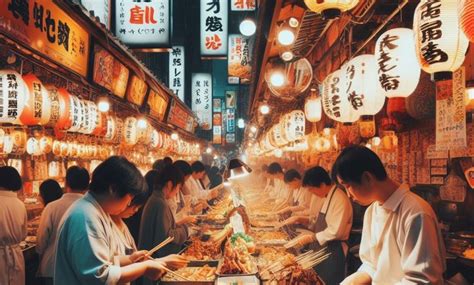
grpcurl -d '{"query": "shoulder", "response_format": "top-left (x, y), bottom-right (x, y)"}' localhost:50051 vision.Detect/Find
top-left (333, 188), bottom-right (352, 206)
top-left (398, 191), bottom-right (437, 221)
top-left (62, 198), bottom-right (99, 227)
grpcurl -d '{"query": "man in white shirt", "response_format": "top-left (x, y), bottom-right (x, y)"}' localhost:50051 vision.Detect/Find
top-left (335, 146), bottom-right (446, 285)
top-left (277, 169), bottom-right (312, 215)
top-left (266, 162), bottom-right (286, 200)
top-left (36, 166), bottom-right (89, 285)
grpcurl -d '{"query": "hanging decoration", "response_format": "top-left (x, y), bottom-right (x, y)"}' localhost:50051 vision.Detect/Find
top-left (20, 74), bottom-right (51, 126)
top-left (123, 117), bottom-right (139, 146)
top-left (460, 0), bottom-right (474, 42)
top-left (0, 70), bottom-right (27, 124)
top-left (322, 69), bottom-right (358, 123)
top-left (304, 88), bottom-right (322, 123)
top-left (303, 0), bottom-right (360, 19)
top-left (265, 58), bottom-right (313, 101)
top-left (405, 72), bottom-right (436, 120)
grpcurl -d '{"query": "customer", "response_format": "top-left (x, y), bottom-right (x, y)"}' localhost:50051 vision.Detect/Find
top-left (36, 166), bottom-right (89, 284)
top-left (38, 179), bottom-right (63, 207)
top-left (0, 166), bottom-right (27, 285)
top-left (152, 159), bottom-right (166, 173)
top-left (173, 160), bottom-right (199, 223)
top-left (163, 156), bottom-right (173, 166)
top-left (336, 146), bottom-right (445, 285)
top-left (55, 156), bottom-right (175, 284)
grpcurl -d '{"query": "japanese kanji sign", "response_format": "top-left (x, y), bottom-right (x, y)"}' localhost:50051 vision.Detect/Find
top-left (226, 108), bottom-right (235, 133)
top-left (116, 0), bottom-right (170, 46)
top-left (213, 98), bottom-right (222, 112)
top-left (231, 0), bottom-right (256, 11)
top-left (93, 45), bottom-right (130, 99)
top-left (225, 133), bottom-right (236, 144)
top-left (126, 75), bottom-right (148, 106)
top-left (168, 46), bottom-right (185, 101)
top-left (167, 98), bottom-right (195, 133)
top-left (228, 34), bottom-right (253, 84)
top-left (192, 73), bottom-right (212, 130)
top-left (225, 90), bottom-right (236, 109)
top-left (81, 0), bottom-right (111, 29)
top-left (200, 0), bottom-right (228, 56)
top-left (436, 68), bottom-right (466, 151)
top-left (213, 113), bottom-right (222, 144)
top-left (148, 87), bottom-right (169, 122)
top-left (0, 0), bottom-right (90, 76)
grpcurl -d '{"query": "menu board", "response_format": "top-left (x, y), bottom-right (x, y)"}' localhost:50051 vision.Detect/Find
top-left (228, 35), bottom-right (253, 84)
top-left (93, 45), bottom-right (129, 98)
top-left (126, 75), bottom-right (148, 106)
top-left (112, 60), bottom-right (129, 98)
top-left (167, 99), bottom-right (194, 133)
top-left (148, 87), bottom-right (169, 121)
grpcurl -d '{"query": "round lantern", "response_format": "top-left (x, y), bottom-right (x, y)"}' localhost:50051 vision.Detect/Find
top-left (414, 0), bottom-right (469, 81)
top-left (104, 115), bottom-right (117, 142)
top-left (304, 0), bottom-right (359, 19)
top-left (10, 129), bottom-right (27, 154)
top-left (150, 130), bottom-right (160, 148)
top-left (460, 0), bottom-right (474, 42)
top-left (282, 110), bottom-right (306, 142)
top-left (265, 58), bottom-right (313, 101)
top-left (3, 134), bottom-right (13, 154)
top-left (51, 88), bottom-right (71, 130)
top-left (39, 136), bottom-right (53, 154)
top-left (78, 100), bottom-right (94, 134)
top-left (0, 70), bottom-right (27, 124)
top-left (405, 71), bottom-right (436, 120)
top-left (45, 86), bottom-right (61, 128)
top-left (344, 54), bottom-right (385, 116)
top-left (20, 74), bottom-right (51, 125)
top-left (123, 117), bottom-right (138, 145)
top-left (375, 28), bottom-right (421, 98)
top-left (67, 96), bottom-right (83, 132)
top-left (92, 112), bottom-right (107, 136)
top-left (322, 69), bottom-right (358, 123)
top-left (26, 137), bottom-right (41, 155)
top-left (114, 118), bottom-right (124, 144)
top-left (271, 123), bottom-right (287, 147)
top-left (83, 101), bottom-right (99, 135)
top-left (304, 88), bottom-right (322, 122)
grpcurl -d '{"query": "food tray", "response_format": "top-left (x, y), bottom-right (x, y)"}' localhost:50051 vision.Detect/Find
top-left (216, 274), bottom-right (260, 285)
top-left (161, 261), bottom-right (219, 285)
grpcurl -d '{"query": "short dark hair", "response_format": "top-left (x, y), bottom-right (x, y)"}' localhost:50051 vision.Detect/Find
top-left (303, 167), bottom-right (332, 187)
top-left (146, 165), bottom-right (184, 192)
top-left (284, 169), bottom-right (301, 183)
top-left (332, 145), bottom-right (387, 184)
top-left (267, 162), bottom-right (283, 174)
top-left (210, 166), bottom-right (219, 175)
top-left (39, 179), bottom-right (63, 206)
top-left (152, 159), bottom-right (165, 173)
top-left (163, 157), bottom-right (173, 166)
top-left (89, 156), bottom-right (147, 198)
top-left (191, 161), bottom-right (205, 173)
top-left (66, 166), bottom-right (89, 191)
top-left (0, 166), bottom-right (22, 191)
top-left (173, 160), bottom-right (192, 176)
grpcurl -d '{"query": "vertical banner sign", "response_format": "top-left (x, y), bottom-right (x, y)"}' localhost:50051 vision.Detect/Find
top-left (200, 0), bottom-right (228, 56)
top-left (213, 98), bottom-right (222, 112)
top-left (436, 68), bottom-right (466, 151)
top-left (80, 0), bottom-right (111, 28)
top-left (228, 35), bottom-right (252, 84)
top-left (225, 91), bottom-right (236, 109)
top-left (116, 0), bottom-right (170, 46)
top-left (169, 46), bottom-right (185, 101)
top-left (213, 113), bottom-right (222, 144)
top-left (226, 108), bottom-right (235, 133)
top-left (231, 0), bottom-right (256, 11)
top-left (192, 73), bottom-right (212, 130)
top-left (226, 133), bottom-right (236, 144)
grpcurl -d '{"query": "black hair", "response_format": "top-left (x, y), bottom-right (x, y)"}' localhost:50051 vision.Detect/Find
top-left (163, 157), bottom-right (173, 166)
top-left (284, 169), bottom-right (302, 183)
top-left (302, 166), bottom-right (332, 187)
top-left (66, 166), bottom-right (89, 192)
top-left (191, 161), bottom-right (206, 173)
top-left (89, 156), bottom-right (147, 198)
top-left (146, 165), bottom-right (184, 192)
top-left (210, 166), bottom-right (219, 175)
top-left (332, 145), bottom-right (388, 184)
top-left (39, 179), bottom-right (63, 206)
top-left (0, 166), bottom-right (22, 191)
top-left (267, 162), bottom-right (283, 174)
top-left (152, 159), bottom-right (166, 173)
top-left (173, 160), bottom-right (192, 176)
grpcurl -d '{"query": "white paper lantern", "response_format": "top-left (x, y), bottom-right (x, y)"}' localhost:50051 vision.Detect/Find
top-left (123, 117), bottom-right (138, 145)
top-left (304, 91), bottom-right (322, 122)
top-left (344, 54), bottom-right (385, 116)
top-left (104, 115), bottom-right (117, 142)
top-left (304, 0), bottom-right (359, 18)
top-left (271, 123), bottom-right (288, 147)
top-left (84, 101), bottom-right (99, 135)
top-left (150, 129), bottom-right (160, 148)
top-left (26, 137), bottom-right (41, 155)
top-left (0, 70), bottom-right (27, 124)
top-left (283, 110), bottom-right (306, 142)
top-left (20, 74), bottom-right (51, 126)
top-left (375, 28), bottom-right (421, 98)
top-left (322, 69), bottom-right (358, 123)
top-left (413, 0), bottom-right (469, 80)
top-left (67, 96), bottom-right (83, 132)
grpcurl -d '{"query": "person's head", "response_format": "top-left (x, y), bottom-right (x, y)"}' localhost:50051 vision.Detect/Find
top-left (332, 145), bottom-right (388, 206)
top-left (267, 162), bottom-right (283, 179)
top-left (173, 160), bottom-right (193, 180)
top-left (191, 161), bottom-right (206, 179)
top-left (39, 179), bottom-right (63, 206)
top-left (0, 166), bottom-right (22, 191)
top-left (152, 159), bottom-right (166, 173)
top-left (117, 180), bottom-right (152, 219)
top-left (303, 166), bottom-right (333, 198)
top-left (163, 157), bottom-right (173, 166)
top-left (66, 166), bottom-right (89, 193)
top-left (284, 169), bottom-right (302, 190)
top-left (146, 165), bottom-right (184, 200)
top-left (89, 156), bottom-right (147, 215)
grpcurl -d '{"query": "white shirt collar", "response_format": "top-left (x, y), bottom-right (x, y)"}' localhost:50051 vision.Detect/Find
top-left (381, 184), bottom-right (410, 212)
top-left (0, 190), bottom-right (18, 197)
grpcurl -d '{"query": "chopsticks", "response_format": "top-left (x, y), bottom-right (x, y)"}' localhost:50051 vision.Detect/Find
top-left (162, 266), bottom-right (192, 281)
top-left (148, 236), bottom-right (175, 256)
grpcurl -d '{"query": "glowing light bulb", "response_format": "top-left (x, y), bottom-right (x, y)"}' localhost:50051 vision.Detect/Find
top-left (239, 19), bottom-right (256, 36)
top-left (277, 29), bottom-right (295, 46)
top-left (270, 72), bottom-right (285, 87)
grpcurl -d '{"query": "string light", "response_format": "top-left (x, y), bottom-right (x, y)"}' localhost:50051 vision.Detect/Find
top-left (260, 104), bottom-right (270, 115)
top-left (277, 29), bottom-right (295, 46)
top-left (239, 19), bottom-right (256, 36)
top-left (97, 97), bottom-right (110, 113)
top-left (137, 118), bottom-right (147, 129)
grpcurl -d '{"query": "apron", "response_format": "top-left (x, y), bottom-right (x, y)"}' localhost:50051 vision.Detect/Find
top-left (308, 186), bottom-right (347, 285)
top-left (0, 243), bottom-right (25, 285)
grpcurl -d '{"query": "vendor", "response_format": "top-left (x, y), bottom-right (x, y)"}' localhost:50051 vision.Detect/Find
top-left (277, 169), bottom-right (312, 215)
top-left (285, 166), bottom-right (353, 285)
top-left (336, 146), bottom-right (445, 285)
top-left (265, 162), bottom-right (286, 200)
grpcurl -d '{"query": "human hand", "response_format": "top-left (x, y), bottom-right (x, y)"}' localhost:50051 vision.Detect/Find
top-left (284, 233), bottom-right (315, 248)
top-left (181, 215), bottom-right (198, 225)
top-left (158, 254), bottom-right (189, 270)
top-left (130, 250), bottom-right (150, 263)
top-left (144, 259), bottom-right (166, 280)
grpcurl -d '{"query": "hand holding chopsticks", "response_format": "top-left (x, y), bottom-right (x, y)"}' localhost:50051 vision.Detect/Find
top-left (136, 236), bottom-right (175, 262)
top-left (149, 236), bottom-right (175, 256)
top-left (284, 233), bottom-right (316, 249)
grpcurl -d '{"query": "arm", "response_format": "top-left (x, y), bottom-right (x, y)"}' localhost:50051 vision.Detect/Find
top-left (341, 272), bottom-right (372, 285)
top-left (161, 205), bottom-right (189, 245)
top-left (315, 193), bottom-right (352, 246)
top-left (36, 205), bottom-right (51, 255)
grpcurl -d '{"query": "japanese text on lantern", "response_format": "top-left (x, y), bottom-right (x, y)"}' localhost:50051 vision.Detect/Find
top-left (169, 46), bottom-right (185, 101)
top-left (0, 0), bottom-right (89, 76)
top-left (116, 0), bottom-right (170, 45)
top-left (200, 0), bottom-right (228, 55)
top-left (345, 64), bottom-right (365, 111)
top-left (231, 0), bottom-right (256, 11)
top-left (418, 0), bottom-right (448, 65)
top-left (191, 73), bottom-right (212, 130)
top-left (0, 73), bottom-right (20, 120)
top-left (328, 76), bottom-right (341, 118)
top-left (377, 33), bottom-right (400, 91)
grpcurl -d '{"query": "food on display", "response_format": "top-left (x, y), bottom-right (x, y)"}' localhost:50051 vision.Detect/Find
top-left (252, 231), bottom-right (288, 243)
top-left (162, 265), bottom-right (217, 282)
top-left (255, 246), bottom-right (295, 269)
top-left (463, 248), bottom-right (474, 260)
top-left (182, 237), bottom-right (222, 260)
top-left (263, 264), bottom-right (324, 284)
top-left (219, 234), bottom-right (257, 275)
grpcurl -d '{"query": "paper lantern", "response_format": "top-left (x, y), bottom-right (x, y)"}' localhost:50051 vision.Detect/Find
top-left (282, 110), bottom-right (306, 142)
top-left (20, 74), bottom-right (51, 125)
top-left (39, 136), bottom-right (53, 154)
top-left (0, 70), bottom-right (27, 124)
top-left (26, 137), bottom-right (41, 155)
top-left (123, 117), bottom-right (138, 145)
top-left (67, 96), bottom-right (83, 132)
top-left (114, 118), bottom-right (124, 144)
top-left (304, 90), bottom-right (322, 122)
top-left (104, 115), bottom-right (117, 142)
top-left (150, 129), bottom-right (160, 148)
top-left (10, 129), bottom-right (27, 154)
top-left (359, 118), bottom-right (376, 138)
top-left (460, 0), bottom-right (474, 42)
top-left (344, 54), bottom-right (385, 116)
top-left (83, 101), bottom-right (99, 135)
top-left (322, 69), bottom-right (358, 123)
top-left (304, 0), bottom-right (359, 19)
top-left (92, 113), bottom-right (107, 136)
top-left (375, 28), bottom-right (421, 98)
top-left (414, 0), bottom-right (469, 81)
top-left (271, 123), bottom-right (287, 147)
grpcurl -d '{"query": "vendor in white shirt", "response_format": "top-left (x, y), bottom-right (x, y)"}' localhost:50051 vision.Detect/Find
top-left (265, 162), bottom-right (286, 200)
top-left (284, 166), bottom-right (353, 285)
top-left (335, 146), bottom-right (445, 285)
top-left (277, 169), bottom-right (312, 215)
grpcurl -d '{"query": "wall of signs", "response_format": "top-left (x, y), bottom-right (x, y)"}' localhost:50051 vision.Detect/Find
top-left (116, 0), bottom-right (170, 46)
top-left (93, 45), bottom-right (130, 98)
top-left (148, 87), bottom-right (169, 122)
top-left (226, 108), bottom-right (235, 133)
top-left (126, 75), bottom-right (148, 106)
top-left (192, 73), bottom-right (212, 130)
top-left (167, 99), bottom-right (195, 133)
top-left (200, 0), bottom-right (228, 56)
top-left (231, 0), bottom-right (256, 11)
top-left (81, 0), bottom-right (111, 29)
top-left (213, 111), bottom-right (222, 144)
top-left (228, 35), bottom-right (253, 84)
top-left (0, 0), bottom-right (90, 76)
top-left (169, 46), bottom-right (185, 101)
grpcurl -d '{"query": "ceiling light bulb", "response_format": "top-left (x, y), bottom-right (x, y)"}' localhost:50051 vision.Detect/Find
top-left (270, 72), bottom-right (285, 87)
top-left (171, 133), bottom-right (179, 140)
top-left (289, 17), bottom-right (299, 28)
top-left (372, 136), bottom-right (381, 146)
top-left (237, 118), bottom-right (245, 129)
top-left (97, 98), bottom-right (110, 113)
top-left (206, 147), bottom-right (212, 154)
top-left (250, 126), bottom-right (257, 133)
top-left (281, 51), bottom-right (294, 61)
top-left (137, 118), bottom-right (147, 129)
top-left (278, 29), bottom-right (295, 46)
top-left (260, 104), bottom-right (270, 115)
top-left (239, 19), bottom-right (256, 37)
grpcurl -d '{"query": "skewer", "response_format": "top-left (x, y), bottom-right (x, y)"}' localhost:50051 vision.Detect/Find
top-left (162, 266), bottom-right (192, 281)
top-left (148, 236), bottom-right (175, 256)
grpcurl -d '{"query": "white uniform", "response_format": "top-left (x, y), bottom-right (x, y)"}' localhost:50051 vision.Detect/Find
top-left (54, 192), bottom-right (121, 285)
top-left (185, 176), bottom-right (208, 202)
top-left (0, 190), bottom-right (27, 285)
top-left (36, 193), bottom-right (83, 278)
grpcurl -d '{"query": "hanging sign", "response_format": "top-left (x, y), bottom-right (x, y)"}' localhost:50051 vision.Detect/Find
top-left (435, 68), bottom-right (466, 151)
top-left (225, 90), bottom-right (236, 109)
top-left (226, 108), bottom-right (235, 133)
top-left (80, 0), bottom-right (111, 29)
top-left (148, 87), bottom-right (169, 122)
top-left (213, 98), bottom-right (222, 112)
top-left (231, 0), bottom-right (256, 11)
top-left (213, 114), bottom-right (222, 145)
top-left (226, 133), bottom-right (236, 144)
top-left (126, 75), bottom-right (148, 106)
top-left (116, 0), bottom-right (170, 46)
top-left (192, 73), bottom-right (212, 130)
top-left (92, 45), bottom-right (130, 98)
top-left (0, 0), bottom-right (90, 76)
top-left (0, 70), bottom-right (26, 124)
top-left (168, 46), bottom-right (185, 101)
top-left (168, 99), bottom-right (195, 133)
top-left (200, 0), bottom-right (228, 56)
top-left (228, 35), bottom-right (253, 84)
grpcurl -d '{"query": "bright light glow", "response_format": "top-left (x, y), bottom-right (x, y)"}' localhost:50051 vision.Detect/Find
top-left (304, 94), bottom-right (322, 123)
top-left (260, 104), bottom-right (270, 115)
top-left (240, 154), bottom-right (248, 163)
top-left (213, 155), bottom-right (218, 160)
top-left (206, 147), bottom-right (212, 154)
top-left (468, 88), bottom-right (474, 100)
top-left (289, 17), bottom-right (299, 28)
top-left (323, 128), bottom-right (331, 137)
top-left (97, 98), bottom-right (110, 113)
top-left (171, 133), bottom-right (179, 140)
top-left (270, 72), bottom-right (285, 87)
top-left (366, 143), bottom-right (372, 149)
top-left (248, 142), bottom-right (253, 147)
top-left (273, 149), bottom-right (283, 158)
top-left (281, 51), bottom-right (294, 61)
top-left (250, 126), bottom-right (257, 133)
top-left (137, 118), bottom-right (147, 129)
top-left (277, 29), bottom-right (295, 46)
top-left (239, 19), bottom-right (256, 36)
top-left (237, 118), bottom-right (245, 129)
top-left (372, 136), bottom-right (381, 146)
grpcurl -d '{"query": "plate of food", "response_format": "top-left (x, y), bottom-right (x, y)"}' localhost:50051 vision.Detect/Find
top-left (252, 231), bottom-right (289, 246)
top-left (161, 264), bottom-right (217, 284)
top-left (181, 237), bottom-right (222, 261)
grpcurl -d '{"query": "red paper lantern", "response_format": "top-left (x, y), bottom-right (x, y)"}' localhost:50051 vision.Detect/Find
top-left (387, 98), bottom-right (412, 124)
top-left (20, 74), bottom-right (51, 125)
top-left (460, 0), bottom-right (474, 42)
top-left (48, 87), bottom-right (71, 130)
